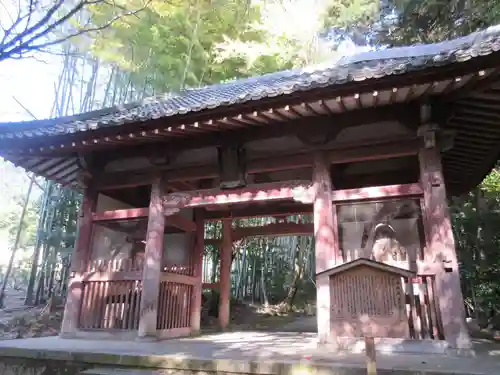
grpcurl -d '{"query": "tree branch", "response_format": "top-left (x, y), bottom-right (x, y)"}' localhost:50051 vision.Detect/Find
top-left (0, 0), bottom-right (151, 62)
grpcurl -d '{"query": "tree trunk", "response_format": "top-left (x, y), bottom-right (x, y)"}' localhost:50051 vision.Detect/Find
top-left (235, 244), bottom-right (247, 300)
top-left (25, 181), bottom-right (50, 305)
top-left (251, 254), bottom-right (257, 303)
top-left (282, 236), bottom-right (307, 309)
top-left (260, 239), bottom-right (269, 306)
top-left (0, 177), bottom-right (35, 308)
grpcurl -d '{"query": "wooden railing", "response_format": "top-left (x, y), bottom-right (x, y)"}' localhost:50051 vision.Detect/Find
top-left (156, 272), bottom-right (195, 338)
top-left (78, 259), bottom-right (195, 337)
top-left (79, 279), bottom-right (142, 330)
top-left (162, 264), bottom-right (193, 276)
top-left (403, 275), bottom-right (443, 340)
top-left (157, 280), bottom-right (193, 332)
top-left (85, 259), bottom-right (194, 275)
top-left (86, 258), bottom-right (143, 272)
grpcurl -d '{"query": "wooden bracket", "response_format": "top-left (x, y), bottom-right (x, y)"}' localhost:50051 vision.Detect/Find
top-left (418, 124), bottom-right (440, 149)
top-left (217, 145), bottom-right (247, 189)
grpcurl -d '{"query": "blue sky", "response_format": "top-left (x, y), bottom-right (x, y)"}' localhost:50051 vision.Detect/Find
top-left (0, 55), bottom-right (60, 122)
top-left (0, 55), bottom-right (57, 264)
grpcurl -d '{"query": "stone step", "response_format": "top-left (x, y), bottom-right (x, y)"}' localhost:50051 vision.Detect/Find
top-left (79, 364), bottom-right (481, 375)
top-left (81, 368), bottom-right (176, 375)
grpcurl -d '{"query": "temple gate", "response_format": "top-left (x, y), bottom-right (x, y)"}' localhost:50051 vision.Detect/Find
top-left (2, 26), bottom-right (500, 354)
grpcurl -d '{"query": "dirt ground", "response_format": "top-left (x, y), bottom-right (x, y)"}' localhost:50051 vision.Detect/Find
top-left (2, 291), bottom-right (500, 348)
top-left (0, 289), bottom-right (309, 340)
top-left (0, 288), bottom-right (63, 340)
top-left (201, 302), bottom-right (307, 333)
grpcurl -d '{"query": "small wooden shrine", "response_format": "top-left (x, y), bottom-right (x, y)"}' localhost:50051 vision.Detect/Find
top-left (2, 26), bottom-right (500, 353)
top-left (317, 258), bottom-right (416, 340)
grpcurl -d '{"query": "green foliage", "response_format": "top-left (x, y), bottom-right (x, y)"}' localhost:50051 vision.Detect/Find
top-left (378, 0), bottom-right (500, 46)
top-left (87, 0), bottom-right (264, 92)
top-left (451, 170), bottom-right (500, 319)
top-left (0, 162), bottom-right (40, 250)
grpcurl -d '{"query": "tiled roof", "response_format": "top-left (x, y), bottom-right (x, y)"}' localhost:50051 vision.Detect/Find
top-left (1, 25), bottom-right (500, 140)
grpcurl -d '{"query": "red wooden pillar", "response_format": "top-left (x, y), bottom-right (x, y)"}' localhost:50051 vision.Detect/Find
top-left (138, 177), bottom-right (166, 340)
top-left (418, 128), bottom-right (471, 351)
top-left (190, 209), bottom-right (205, 333)
top-left (219, 218), bottom-right (232, 330)
top-left (60, 186), bottom-right (97, 337)
top-left (313, 152), bottom-right (339, 345)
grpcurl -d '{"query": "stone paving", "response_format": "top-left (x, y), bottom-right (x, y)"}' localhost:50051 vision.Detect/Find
top-left (0, 332), bottom-right (499, 374)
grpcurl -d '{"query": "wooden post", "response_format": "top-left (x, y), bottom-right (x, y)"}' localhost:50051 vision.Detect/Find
top-left (219, 218), bottom-right (232, 330)
top-left (60, 186), bottom-right (97, 337)
top-left (137, 177), bottom-right (166, 340)
top-left (365, 337), bottom-right (377, 375)
top-left (190, 209), bottom-right (205, 334)
top-left (313, 152), bottom-right (338, 346)
top-left (418, 126), bottom-right (471, 351)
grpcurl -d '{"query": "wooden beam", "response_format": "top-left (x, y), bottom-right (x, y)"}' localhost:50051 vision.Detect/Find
top-left (204, 203), bottom-right (312, 221)
top-left (191, 210), bottom-right (204, 333)
top-left (313, 152), bottom-right (337, 345)
top-left (365, 337), bottom-right (377, 375)
top-left (93, 136), bottom-right (422, 191)
top-left (163, 180), bottom-right (312, 213)
top-left (331, 183), bottom-right (423, 202)
top-left (246, 136), bottom-right (418, 174)
top-left (202, 183), bottom-right (423, 220)
top-left (60, 186), bottom-right (97, 337)
top-left (219, 219), bottom-right (232, 330)
top-left (203, 282), bottom-right (219, 289)
top-left (11, 104), bottom-right (418, 156)
top-left (165, 213), bottom-right (196, 232)
top-left (326, 137), bottom-right (420, 165)
top-left (91, 208), bottom-right (197, 232)
top-left (233, 222), bottom-right (313, 241)
top-left (418, 131), bottom-right (471, 350)
top-left (205, 238), bottom-right (222, 246)
top-left (92, 208), bottom-right (149, 221)
top-left (138, 176), bottom-right (166, 339)
top-left (442, 69), bottom-right (499, 103)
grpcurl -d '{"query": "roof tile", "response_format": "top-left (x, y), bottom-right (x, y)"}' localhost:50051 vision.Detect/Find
top-left (2, 25), bottom-right (500, 140)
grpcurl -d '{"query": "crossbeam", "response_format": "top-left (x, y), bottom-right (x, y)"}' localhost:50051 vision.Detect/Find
top-left (233, 222), bottom-right (313, 241)
top-left (92, 208), bottom-right (149, 221)
top-left (94, 136), bottom-right (422, 190)
top-left (91, 208), bottom-right (196, 232)
top-left (205, 222), bottom-right (314, 245)
top-left (164, 182), bottom-right (423, 216)
top-left (331, 183), bottom-right (423, 203)
top-left (163, 180), bottom-right (310, 215)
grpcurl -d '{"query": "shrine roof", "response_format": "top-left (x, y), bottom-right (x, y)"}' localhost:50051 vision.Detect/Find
top-left (2, 25), bottom-right (500, 191)
top-left (1, 25), bottom-right (500, 139)
top-left (316, 258), bottom-right (416, 279)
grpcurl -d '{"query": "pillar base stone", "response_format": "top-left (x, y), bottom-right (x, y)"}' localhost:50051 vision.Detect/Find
top-left (59, 331), bottom-right (77, 339)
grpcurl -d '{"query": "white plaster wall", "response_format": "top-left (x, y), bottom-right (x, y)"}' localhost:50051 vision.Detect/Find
top-left (96, 194), bottom-right (133, 212)
top-left (91, 194), bottom-right (135, 262)
top-left (90, 197), bottom-right (194, 266)
top-left (163, 233), bottom-right (190, 265)
top-left (163, 208), bottom-right (194, 266)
